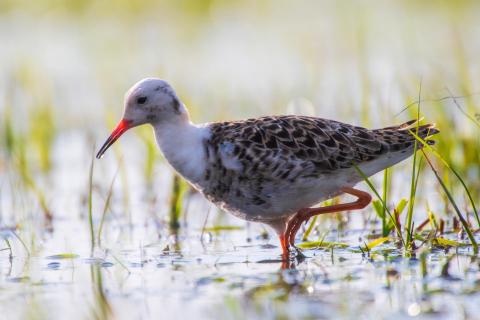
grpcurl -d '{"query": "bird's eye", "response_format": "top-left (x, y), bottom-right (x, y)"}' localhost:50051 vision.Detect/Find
top-left (137, 96), bottom-right (147, 104)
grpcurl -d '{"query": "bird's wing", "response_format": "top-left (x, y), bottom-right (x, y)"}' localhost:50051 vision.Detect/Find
top-left (208, 115), bottom-right (437, 182)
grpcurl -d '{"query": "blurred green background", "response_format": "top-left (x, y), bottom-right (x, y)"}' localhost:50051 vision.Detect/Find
top-left (1, 0), bottom-right (479, 219)
top-left (2, 0), bottom-right (479, 124)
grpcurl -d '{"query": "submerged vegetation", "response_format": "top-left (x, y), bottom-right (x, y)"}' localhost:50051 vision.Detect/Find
top-left (0, 1), bottom-right (480, 319)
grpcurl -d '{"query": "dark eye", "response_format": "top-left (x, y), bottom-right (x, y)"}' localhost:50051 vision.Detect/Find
top-left (137, 96), bottom-right (147, 104)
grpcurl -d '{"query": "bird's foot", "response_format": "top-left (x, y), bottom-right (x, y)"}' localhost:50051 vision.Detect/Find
top-left (280, 246), bottom-right (306, 269)
top-left (280, 243), bottom-right (306, 261)
top-left (291, 245), bottom-right (306, 260)
top-left (280, 224), bottom-right (307, 261)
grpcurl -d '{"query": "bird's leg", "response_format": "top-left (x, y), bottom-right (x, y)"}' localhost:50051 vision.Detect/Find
top-left (279, 233), bottom-right (289, 260)
top-left (285, 187), bottom-right (372, 248)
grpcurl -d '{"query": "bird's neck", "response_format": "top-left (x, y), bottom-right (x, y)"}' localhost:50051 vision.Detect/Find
top-left (152, 119), bottom-right (210, 185)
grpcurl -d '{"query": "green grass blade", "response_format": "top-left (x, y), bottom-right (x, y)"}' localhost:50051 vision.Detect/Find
top-left (372, 200), bottom-right (384, 219)
top-left (426, 203), bottom-right (438, 231)
top-left (302, 215), bottom-right (318, 241)
top-left (169, 175), bottom-right (187, 235)
top-left (97, 170), bottom-right (118, 246)
top-left (381, 168), bottom-right (389, 236)
top-left (386, 198), bottom-right (408, 234)
top-left (301, 202), bottom-right (334, 242)
top-left (88, 146), bottom-right (95, 254)
top-left (421, 151), bottom-right (478, 254)
top-left (365, 236), bottom-right (391, 250)
top-left (11, 231), bottom-right (30, 256)
top-left (406, 88), bottom-right (422, 250)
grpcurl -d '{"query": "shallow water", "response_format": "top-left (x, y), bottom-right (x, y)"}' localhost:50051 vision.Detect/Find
top-left (0, 130), bottom-right (478, 320)
top-left (1, 207), bottom-right (479, 320)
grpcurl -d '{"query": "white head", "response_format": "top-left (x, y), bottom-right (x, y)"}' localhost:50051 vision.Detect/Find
top-left (96, 78), bottom-right (189, 158)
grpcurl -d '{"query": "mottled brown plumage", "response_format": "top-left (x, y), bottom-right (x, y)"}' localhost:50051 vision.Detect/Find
top-left (201, 116), bottom-right (438, 225)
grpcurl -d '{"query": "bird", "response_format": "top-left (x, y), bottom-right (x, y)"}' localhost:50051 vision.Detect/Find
top-left (96, 78), bottom-right (439, 260)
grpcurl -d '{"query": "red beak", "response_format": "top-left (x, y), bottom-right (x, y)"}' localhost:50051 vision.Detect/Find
top-left (96, 119), bottom-right (133, 159)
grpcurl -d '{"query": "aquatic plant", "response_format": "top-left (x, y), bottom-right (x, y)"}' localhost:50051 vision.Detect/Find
top-left (15, 134), bottom-right (53, 225)
top-left (89, 265), bottom-right (113, 320)
top-left (88, 147), bottom-right (95, 254)
top-left (97, 170), bottom-right (117, 247)
top-left (354, 165), bottom-right (405, 246)
top-left (421, 151), bottom-right (478, 254)
top-left (168, 174), bottom-right (187, 236)
top-left (405, 96), bottom-right (422, 251)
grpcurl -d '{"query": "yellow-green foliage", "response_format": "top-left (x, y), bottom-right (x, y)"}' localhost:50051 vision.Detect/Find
top-left (2, 107), bottom-right (15, 156)
top-left (29, 105), bottom-right (56, 173)
top-left (90, 265), bottom-right (113, 320)
top-left (169, 174), bottom-right (188, 234)
top-left (12, 131), bottom-right (53, 223)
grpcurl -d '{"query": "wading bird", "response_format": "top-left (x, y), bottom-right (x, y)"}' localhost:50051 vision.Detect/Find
top-left (97, 78), bottom-right (438, 260)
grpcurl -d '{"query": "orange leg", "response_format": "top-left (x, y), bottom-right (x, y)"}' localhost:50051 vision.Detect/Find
top-left (279, 234), bottom-right (291, 266)
top-left (284, 187), bottom-right (372, 250)
top-left (279, 233), bottom-right (289, 259)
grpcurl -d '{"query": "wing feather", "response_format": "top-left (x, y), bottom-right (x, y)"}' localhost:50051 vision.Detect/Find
top-left (208, 116), bottom-right (438, 183)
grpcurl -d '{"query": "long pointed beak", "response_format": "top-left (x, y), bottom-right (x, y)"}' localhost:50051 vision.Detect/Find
top-left (96, 119), bottom-right (133, 159)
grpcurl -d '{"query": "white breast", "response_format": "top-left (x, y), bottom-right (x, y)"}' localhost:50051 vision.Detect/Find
top-left (153, 121), bottom-right (211, 185)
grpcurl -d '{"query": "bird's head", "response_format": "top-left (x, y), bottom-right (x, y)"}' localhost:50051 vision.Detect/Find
top-left (96, 78), bottom-right (187, 159)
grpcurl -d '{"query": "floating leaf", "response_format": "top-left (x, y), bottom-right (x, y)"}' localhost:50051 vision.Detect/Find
top-left (414, 234), bottom-right (427, 242)
top-left (432, 237), bottom-right (467, 247)
top-left (46, 253), bottom-right (79, 260)
top-left (202, 225), bottom-right (244, 232)
top-left (297, 241), bottom-right (349, 249)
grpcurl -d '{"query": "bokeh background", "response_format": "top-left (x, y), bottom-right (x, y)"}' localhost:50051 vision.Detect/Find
top-left (1, 1), bottom-right (480, 319)
top-left (3, 0), bottom-right (480, 124)
top-left (1, 0), bottom-right (479, 223)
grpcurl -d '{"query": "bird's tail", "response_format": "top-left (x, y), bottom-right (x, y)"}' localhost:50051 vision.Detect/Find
top-left (397, 119), bottom-right (439, 145)
top-left (375, 119), bottom-right (440, 150)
